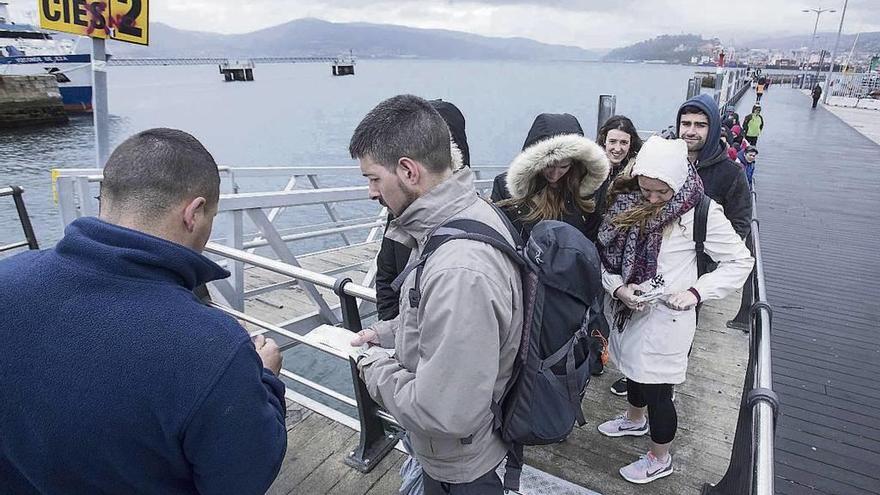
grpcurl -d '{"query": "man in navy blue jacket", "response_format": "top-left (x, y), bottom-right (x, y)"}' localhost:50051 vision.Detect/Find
top-left (0, 129), bottom-right (287, 494)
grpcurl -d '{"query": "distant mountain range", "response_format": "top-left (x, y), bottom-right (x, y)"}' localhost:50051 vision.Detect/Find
top-left (110, 18), bottom-right (602, 61)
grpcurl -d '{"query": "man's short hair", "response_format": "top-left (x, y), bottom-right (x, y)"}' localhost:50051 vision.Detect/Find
top-left (680, 105), bottom-right (708, 119)
top-left (101, 128), bottom-right (220, 217)
top-left (349, 94), bottom-right (452, 174)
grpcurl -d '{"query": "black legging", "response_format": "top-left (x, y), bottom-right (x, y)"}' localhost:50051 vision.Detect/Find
top-left (627, 380), bottom-right (677, 444)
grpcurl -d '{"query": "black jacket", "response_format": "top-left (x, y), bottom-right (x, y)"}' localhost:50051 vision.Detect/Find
top-left (375, 213), bottom-right (412, 320)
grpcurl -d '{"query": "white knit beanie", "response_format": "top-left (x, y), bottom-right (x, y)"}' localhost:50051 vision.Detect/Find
top-left (631, 136), bottom-right (690, 193)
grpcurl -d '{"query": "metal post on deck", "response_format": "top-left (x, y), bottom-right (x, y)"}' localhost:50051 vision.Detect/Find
top-left (335, 278), bottom-right (402, 473)
top-left (823, 0), bottom-right (849, 104)
top-left (687, 78), bottom-right (699, 99)
top-left (91, 38), bottom-right (111, 168)
top-left (10, 186), bottom-right (39, 250)
top-left (596, 94), bottom-right (616, 138)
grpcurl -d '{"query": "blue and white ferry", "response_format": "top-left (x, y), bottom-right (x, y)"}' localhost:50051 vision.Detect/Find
top-left (0, 2), bottom-right (93, 112)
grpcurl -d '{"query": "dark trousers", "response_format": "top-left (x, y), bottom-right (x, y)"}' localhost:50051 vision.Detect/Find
top-left (746, 135), bottom-right (759, 145)
top-left (627, 380), bottom-right (677, 444)
top-left (423, 468), bottom-right (503, 495)
top-left (812, 97), bottom-right (820, 108)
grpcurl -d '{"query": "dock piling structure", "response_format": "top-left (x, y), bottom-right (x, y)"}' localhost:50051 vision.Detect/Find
top-left (219, 60), bottom-right (255, 82)
top-left (596, 94), bottom-right (616, 138)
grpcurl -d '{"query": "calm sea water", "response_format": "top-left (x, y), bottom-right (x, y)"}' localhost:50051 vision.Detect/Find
top-left (1, 60), bottom-right (697, 249)
top-left (0, 60), bottom-right (700, 406)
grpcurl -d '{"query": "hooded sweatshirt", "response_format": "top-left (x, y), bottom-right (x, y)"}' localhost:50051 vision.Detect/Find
top-left (491, 113), bottom-right (610, 242)
top-left (737, 148), bottom-right (756, 186)
top-left (0, 217), bottom-right (287, 495)
top-left (676, 94), bottom-right (753, 238)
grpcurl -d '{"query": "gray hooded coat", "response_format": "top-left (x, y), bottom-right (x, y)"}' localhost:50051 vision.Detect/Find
top-left (360, 168), bottom-right (523, 484)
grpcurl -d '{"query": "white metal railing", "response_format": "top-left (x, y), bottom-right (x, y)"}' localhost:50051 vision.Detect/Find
top-left (53, 165), bottom-right (504, 327)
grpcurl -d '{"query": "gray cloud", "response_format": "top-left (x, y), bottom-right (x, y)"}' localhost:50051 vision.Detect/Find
top-left (7, 0), bottom-right (878, 50)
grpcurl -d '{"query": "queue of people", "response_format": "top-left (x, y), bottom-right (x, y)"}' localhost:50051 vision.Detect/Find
top-left (0, 92), bottom-right (756, 493)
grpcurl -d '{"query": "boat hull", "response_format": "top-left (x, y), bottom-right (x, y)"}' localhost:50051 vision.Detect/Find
top-left (0, 54), bottom-right (93, 113)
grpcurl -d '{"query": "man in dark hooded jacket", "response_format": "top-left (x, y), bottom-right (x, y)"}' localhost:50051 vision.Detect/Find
top-left (676, 94), bottom-right (752, 239)
top-left (374, 99), bottom-right (470, 321)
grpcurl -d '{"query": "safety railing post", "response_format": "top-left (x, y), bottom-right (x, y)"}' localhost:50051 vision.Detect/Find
top-left (596, 94), bottom-right (616, 138)
top-left (334, 278), bottom-right (401, 473)
top-left (10, 186), bottom-right (39, 250)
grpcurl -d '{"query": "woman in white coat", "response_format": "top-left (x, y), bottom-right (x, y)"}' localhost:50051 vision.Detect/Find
top-left (595, 136), bottom-right (753, 484)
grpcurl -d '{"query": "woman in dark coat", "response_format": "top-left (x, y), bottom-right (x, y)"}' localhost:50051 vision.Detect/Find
top-left (490, 113), bottom-right (609, 243)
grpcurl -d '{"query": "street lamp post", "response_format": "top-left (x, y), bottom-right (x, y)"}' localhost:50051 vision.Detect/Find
top-left (802, 6), bottom-right (836, 87)
top-left (823, 0), bottom-right (849, 104)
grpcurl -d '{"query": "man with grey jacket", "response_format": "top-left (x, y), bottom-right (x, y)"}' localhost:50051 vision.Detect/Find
top-left (349, 94), bottom-right (523, 494)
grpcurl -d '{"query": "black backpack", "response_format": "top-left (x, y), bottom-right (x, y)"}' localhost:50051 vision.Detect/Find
top-left (391, 211), bottom-right (606, 491)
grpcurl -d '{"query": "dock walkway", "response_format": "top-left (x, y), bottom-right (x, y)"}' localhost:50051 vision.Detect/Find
top-left (743, 88), bottom-right (880, 494)
top-left (232, 241), bottom-right (748, 494)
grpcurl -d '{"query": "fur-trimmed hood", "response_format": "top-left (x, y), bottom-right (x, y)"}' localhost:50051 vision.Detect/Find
top-left (505, 133), bottom-right (610, 201)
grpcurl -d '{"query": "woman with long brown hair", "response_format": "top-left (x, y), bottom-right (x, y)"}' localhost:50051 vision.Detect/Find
top-left (596, 136), bottom-right (753, 484)
top-left (490, 113), bottom-right (610, 242)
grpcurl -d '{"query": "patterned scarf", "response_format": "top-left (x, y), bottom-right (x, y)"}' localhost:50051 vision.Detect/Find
top-left (598, 166), bottom-right (704, 285)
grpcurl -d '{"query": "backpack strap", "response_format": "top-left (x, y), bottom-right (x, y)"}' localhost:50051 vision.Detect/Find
top-left (503, 443), bottom-right (525, 492)
top-left (694, 194), bottom-right (712, 278)
top-left (391, 218), bottom-right (525, 309)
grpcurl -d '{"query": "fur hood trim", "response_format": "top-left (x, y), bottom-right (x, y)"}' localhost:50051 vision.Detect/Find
top-left (451, 140), bottom-right (465, 171)
top-left (505, 134), bottom-right (610, 200)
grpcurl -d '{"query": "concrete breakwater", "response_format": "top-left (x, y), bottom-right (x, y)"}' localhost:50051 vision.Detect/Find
top-left (0, 75), bottom-right (68, 129)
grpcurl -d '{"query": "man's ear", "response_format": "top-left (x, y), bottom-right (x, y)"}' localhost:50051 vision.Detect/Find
top-left (182, 197), bottom-right (207, 233)
top-left (396, 157), bottom-right (421, 186)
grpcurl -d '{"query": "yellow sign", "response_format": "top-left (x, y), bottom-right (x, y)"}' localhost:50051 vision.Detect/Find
top-left (38, 0), bottom-right (149, 46)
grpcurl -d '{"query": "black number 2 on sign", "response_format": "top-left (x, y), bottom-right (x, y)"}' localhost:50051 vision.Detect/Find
top-left (110, 0), bottom-right (149, 45)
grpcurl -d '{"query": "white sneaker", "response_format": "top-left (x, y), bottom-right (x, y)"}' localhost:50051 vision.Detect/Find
top-left (619, 451), bottom-right (673, 484)
top-left (597, 413), bottom-right (649, 437)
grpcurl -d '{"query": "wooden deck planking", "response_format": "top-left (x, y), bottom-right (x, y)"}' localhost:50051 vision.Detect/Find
top-left (736, 88), bottom-right (880, 494)
top-left (525, 292), bottom-right (747, 495)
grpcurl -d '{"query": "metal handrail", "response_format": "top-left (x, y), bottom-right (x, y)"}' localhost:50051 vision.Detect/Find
top-left (703, 187), bottom-right (777, 495)
top-left (204, 245), bottom-right (401, 472)
top-left (206, 242), bottom-right (377, 302)
top-left (750, 192), bottom-right (776, 494)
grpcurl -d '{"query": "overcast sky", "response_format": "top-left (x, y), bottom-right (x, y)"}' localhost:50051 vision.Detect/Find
top-left (9, 0), bottom-right (879, 49)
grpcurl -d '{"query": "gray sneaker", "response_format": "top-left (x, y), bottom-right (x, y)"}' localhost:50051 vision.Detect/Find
top-left (597, 413), bottom-right (649, 437)
top-left (619, 451), bottom-right (673, 484)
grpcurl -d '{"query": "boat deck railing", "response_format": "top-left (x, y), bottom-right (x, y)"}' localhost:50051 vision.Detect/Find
top-left (0, 186), bottom-right (39, 254)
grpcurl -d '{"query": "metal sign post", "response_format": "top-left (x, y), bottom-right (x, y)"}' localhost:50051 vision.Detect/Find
top-left (38, 0), bottom-right (150, 168)
top-left (91, 37), bottom-right (110, 167)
